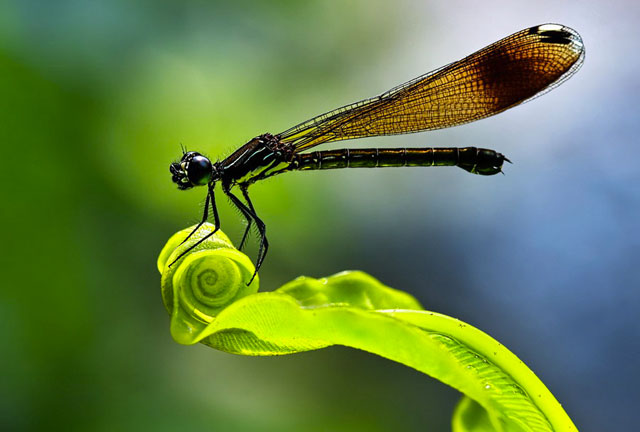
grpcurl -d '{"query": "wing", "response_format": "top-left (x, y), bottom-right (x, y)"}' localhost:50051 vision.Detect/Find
top-left (277, 24), bottom-right (584, 151)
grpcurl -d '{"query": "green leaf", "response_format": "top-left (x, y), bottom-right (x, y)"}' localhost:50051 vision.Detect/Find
top-left (158, 223), bottom-right (578, 432)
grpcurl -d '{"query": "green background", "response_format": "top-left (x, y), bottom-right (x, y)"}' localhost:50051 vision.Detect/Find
top-left (2, 1), bottom-right (638, 431)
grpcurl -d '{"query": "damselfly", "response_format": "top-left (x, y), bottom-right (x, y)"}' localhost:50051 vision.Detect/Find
top-left (170, 24), bottom-right (584, 282)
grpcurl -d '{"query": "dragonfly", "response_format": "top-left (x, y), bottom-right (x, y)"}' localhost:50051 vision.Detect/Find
top-left (169, 24), bottom-right (584, 282)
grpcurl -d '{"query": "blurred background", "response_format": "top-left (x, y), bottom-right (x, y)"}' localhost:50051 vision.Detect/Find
top-left (2, 0), bottom-right (638, 430)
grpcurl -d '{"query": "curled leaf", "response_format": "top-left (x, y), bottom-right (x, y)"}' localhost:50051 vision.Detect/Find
top-left (158, 223), bottom-right (577, 431)
top-left (157, 224), bottom-right (258, 344)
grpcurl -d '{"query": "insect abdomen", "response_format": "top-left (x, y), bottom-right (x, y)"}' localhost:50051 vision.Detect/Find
top-left (292, 147), bottom-right (507, 175)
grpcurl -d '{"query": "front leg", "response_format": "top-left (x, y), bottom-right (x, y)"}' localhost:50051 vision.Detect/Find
top-left (179, 189), bottom-right (211, 247)
top-left (169, 183), bottom-right (221, 267)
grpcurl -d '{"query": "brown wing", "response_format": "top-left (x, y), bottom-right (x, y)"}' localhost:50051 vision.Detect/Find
top-left (277, 24), bottom-right (584, 150)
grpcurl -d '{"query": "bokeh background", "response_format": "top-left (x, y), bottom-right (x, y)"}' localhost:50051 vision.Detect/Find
top-left (2, 0), bottom-right (638, 431)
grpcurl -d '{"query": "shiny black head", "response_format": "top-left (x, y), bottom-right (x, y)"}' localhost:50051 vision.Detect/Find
top-left (170, 151), bottom-right (213, 190)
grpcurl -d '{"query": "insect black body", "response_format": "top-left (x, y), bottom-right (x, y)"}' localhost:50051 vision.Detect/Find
top-left (169, 24), bottom-right (584, 282)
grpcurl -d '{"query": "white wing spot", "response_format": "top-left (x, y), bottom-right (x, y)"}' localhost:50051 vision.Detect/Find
top-left (538, 24), bottom-right (563, 32)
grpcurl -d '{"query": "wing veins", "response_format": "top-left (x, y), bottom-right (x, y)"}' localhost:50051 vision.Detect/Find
top-left (277, 25), bottom-right (584, 151)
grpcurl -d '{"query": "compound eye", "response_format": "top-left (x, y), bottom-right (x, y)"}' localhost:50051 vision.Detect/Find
top-left (187, 155), bottom-right (212, 186)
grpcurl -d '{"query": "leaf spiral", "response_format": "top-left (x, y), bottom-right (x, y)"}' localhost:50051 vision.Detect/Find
top-left (157, 223), bottom-right (258, 344)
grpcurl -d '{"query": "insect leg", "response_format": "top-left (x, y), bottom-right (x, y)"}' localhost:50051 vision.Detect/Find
top-left (238, 185), bottom-right (254, 250)
top-left (178, 188), bottom-right (211, 247)
top-left (240, 187), bottom-right (268, 281)
top-left (225, 189), bottom-right (267, 285)
top-left (168, 184), bottom-right (221, 267)
top-left (208, 182), bottom-right (220, 232)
